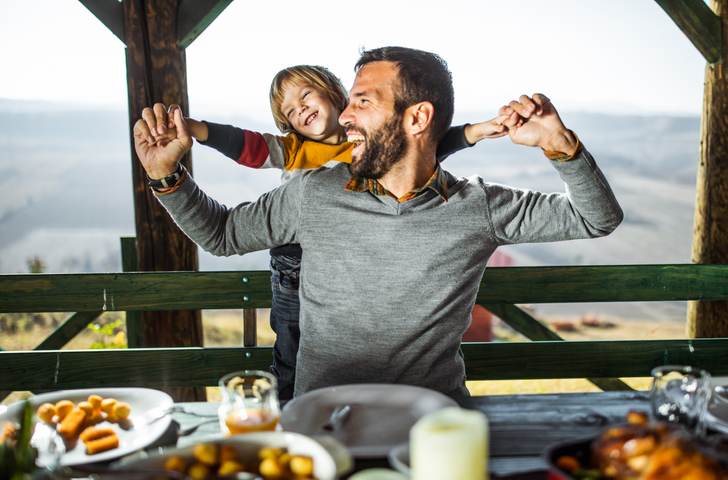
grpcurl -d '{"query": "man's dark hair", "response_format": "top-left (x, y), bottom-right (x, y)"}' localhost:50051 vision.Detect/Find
top-left (355, 46), bottom-right (454, 142)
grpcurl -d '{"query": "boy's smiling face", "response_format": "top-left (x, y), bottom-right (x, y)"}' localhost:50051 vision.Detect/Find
top-left (280, 81), bottom-right (342, 144)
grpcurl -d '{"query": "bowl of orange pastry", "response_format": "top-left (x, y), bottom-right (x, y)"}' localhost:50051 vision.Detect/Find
top-left (0, 388), bottom-right (173, 466)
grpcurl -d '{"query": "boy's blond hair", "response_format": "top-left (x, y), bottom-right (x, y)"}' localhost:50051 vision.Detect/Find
top-left (269, 65), bottom-right (348, 134)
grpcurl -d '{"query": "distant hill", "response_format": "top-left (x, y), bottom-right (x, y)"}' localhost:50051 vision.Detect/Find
top-left (0, 99), bottom-right (702, 321)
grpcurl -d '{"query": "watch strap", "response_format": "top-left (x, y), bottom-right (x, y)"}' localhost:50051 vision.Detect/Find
top-left (148, 163), bottom-right (184, 190)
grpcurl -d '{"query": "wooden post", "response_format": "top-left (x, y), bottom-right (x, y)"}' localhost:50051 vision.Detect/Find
top-left (688, 0), bottom-right (728, 338)
top-left (122, 0), bottom-right (204, 400)
top-left (120, 237), bottom-right (143, 348)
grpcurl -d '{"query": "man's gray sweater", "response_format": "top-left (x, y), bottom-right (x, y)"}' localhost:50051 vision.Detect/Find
top-left (157, 149), bottom-right (622, 398)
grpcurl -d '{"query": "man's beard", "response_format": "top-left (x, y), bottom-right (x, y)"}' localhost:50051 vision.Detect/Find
top-left (349, 112), bottom-right (408, 180)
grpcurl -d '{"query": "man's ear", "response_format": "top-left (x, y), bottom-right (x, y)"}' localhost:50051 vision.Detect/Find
top-left (403, 101), bottom-right (434, 136)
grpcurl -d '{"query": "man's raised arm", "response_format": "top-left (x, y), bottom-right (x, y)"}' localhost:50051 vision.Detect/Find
top-left (482, 94), bottom-right (623, 245)
top-left (133, 104), bottom-right (301, 256)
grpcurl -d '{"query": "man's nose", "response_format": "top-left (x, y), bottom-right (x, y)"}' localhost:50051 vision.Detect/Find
top-left (339, 104), bottom-right (353, 127)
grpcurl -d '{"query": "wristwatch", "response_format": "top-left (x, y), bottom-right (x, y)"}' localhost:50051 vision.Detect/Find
top-left (147, 163), bottom-right (184, 190)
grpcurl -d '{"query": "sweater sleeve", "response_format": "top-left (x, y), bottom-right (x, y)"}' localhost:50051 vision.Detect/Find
top-left (436, 124), bottom-right (472, 163)
top-left (199, 121), bottom-right (292, 170)
top-left (155, 167), bottom-right (303, 256)
top-left (482, 147), bottom-right (623, 245)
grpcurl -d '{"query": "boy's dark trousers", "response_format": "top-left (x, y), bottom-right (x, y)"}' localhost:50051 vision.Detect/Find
top-left (269, 251), bottom-right (302, 401)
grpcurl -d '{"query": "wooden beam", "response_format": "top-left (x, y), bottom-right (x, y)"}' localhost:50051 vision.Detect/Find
top-left (689, 0), bottom-right (728, 337)
top-left (243, 309), bottom-right (257, 347)
top-left (78, 0), bottom-right (125, 44)
top-left (35, 311), bottom-right (103, 351)
top-left (122, 0), bottom-right (204, 401)
top-left (120, 237), bottom-right (143, 348)
top-left (177, 0), bottom-right (233, 48)
top-left (0, 311), bottom-right (102, 401)
top-left (3, 340), bottom-right (728, 390)
top-left (483, 303), bottom-right (632, 392)
top-left (655, 0), bottom-right (723, 63)
top-left (3, 264), bottom-right (728, 313)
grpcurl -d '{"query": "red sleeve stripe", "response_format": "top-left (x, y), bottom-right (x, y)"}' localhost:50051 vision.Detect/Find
top-left (237, 130), bottom-right (270, 168)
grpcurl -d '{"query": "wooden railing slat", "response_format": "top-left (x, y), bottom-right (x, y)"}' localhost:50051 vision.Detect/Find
top-left (0, 311), bottom-right (103, 401)
top-left (483, 303), bottom-right (633, 392)
top-left (2, 265), bottom-right (728, 313)
top-left (35, 311), bottom-right (103, 351)
top-left (3, 340), bottom-right (728, 390)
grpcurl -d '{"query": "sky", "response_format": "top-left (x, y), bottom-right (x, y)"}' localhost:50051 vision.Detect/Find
top-left (0, 0), bottom-right (709, 120)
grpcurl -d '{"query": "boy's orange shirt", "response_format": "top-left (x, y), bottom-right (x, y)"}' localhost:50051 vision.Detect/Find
top-left (239, 130), bottom-right (353, 182)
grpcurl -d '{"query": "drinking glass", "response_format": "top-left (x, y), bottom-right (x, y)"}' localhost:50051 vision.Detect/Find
top-left (218, 370), bottom-right (280, 435)
top-left (650, 365), bottom-right (712, 435)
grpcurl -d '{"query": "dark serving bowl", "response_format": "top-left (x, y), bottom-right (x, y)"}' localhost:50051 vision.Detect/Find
top-left (543, 426), bottom-right (728, 480)
top-left (542, 436), bottom-right (594, 480)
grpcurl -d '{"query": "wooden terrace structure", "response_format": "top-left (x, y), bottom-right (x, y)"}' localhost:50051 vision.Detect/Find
top-left (2, 0), bottom-right (728, 404)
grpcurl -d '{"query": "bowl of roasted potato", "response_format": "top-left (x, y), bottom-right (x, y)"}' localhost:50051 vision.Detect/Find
top-left (111, 431), bottom-right (339, 479)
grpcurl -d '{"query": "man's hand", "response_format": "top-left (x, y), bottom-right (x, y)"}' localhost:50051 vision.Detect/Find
top-left (499, 94), bottom-right (578, 156)
top-left (133, 103), bottom-right (192, 179)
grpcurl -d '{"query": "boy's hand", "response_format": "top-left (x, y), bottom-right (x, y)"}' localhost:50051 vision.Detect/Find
top-left (133, 104), bottom-right (192, 179)
top-left (464, 114), bottom-right (509, 144)
top-left (499, 94), bottom-right (578, 156)
top-left (143, 104), bottom-right (208, 146)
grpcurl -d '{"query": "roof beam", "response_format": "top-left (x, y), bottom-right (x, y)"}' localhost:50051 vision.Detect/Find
top-left (655, 0), bottom-right (723, 63)
top-left (177, 0), bottom-right (232, 48)
top-left (78, 0), bottom-right (125, 44)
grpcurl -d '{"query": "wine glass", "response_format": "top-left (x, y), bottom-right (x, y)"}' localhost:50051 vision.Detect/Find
top-left (218, 370), bottom-right (280, 435)
top-left (650, 365), bottom-right (712, 436)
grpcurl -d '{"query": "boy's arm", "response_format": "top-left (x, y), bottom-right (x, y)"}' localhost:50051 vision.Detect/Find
top-left (435, 124), bottom-right (471, 162)
top-left (191, 119), bottom-right (293, 170)
top-left (436, 116), bottom-right (508, 162)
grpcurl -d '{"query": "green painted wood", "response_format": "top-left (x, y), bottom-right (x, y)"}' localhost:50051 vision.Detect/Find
top-left (0, 271), bottom-right (271, 313)
top-left (3, 339), bottom-right (728, 390)
top-left (243, 308), bottom-right (257, 347)
top-left (120, 237), bottom-right (143, 348)
top-left (0, 347), bottom-right (272, 390)
top-left (483, 303), bottom-right (562, 341)
top-left (35, 311), bottom-right (102, 351)
top-left (476, 264), bottom-right (728, 304)
top-left (177, 0), bottom-right (233, 48)
top-left (0, 310), bottom-right (103, 402)
top-left (78, 0), bottom-right (125, 44)
top-left (462, 339), bottom-right (728, 380)
top-left (2, 264), bottom-right (728, 313)
top-left (483, 303), bottom-right (632, 391)
top-left (655, 0), bottom-right (723, 63)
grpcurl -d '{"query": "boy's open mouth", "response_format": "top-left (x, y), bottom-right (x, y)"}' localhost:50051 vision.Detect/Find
top-left (304, 111), bottom-right (318, 126)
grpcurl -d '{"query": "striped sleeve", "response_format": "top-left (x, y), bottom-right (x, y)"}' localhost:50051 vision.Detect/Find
top-left (237, 131), bottom-right (299, 170)
top-left (199, 121), bottom-right (299, 172)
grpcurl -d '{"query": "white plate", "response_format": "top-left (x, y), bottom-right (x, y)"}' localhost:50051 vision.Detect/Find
top-left (280, 384), bottom-right (457, 458)
top-left (0, 388), bottom-right (173, 466)
top-left (112, 431), bottom-right (339, 480)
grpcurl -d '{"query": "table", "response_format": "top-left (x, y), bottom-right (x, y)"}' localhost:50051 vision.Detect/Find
top-left (165, 391), bottom-right (649, 479)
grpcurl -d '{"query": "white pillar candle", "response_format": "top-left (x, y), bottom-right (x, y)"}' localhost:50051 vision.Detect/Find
top-left (410, 407), bottom-right (488, 480)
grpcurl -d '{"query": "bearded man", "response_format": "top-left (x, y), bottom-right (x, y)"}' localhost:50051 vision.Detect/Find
top-left (133, 46), bottom-right (623, 399)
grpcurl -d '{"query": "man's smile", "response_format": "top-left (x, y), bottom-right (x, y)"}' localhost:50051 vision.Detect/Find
top-left (346, 129), bottom-right (365, 144)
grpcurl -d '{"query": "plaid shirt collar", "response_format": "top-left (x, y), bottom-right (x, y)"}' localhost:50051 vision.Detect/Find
top-left (345, 165), bottom-right (449, 203)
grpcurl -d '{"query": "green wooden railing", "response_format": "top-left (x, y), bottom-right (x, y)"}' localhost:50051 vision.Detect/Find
top-left (2, 262), bottom-right (728, 394)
